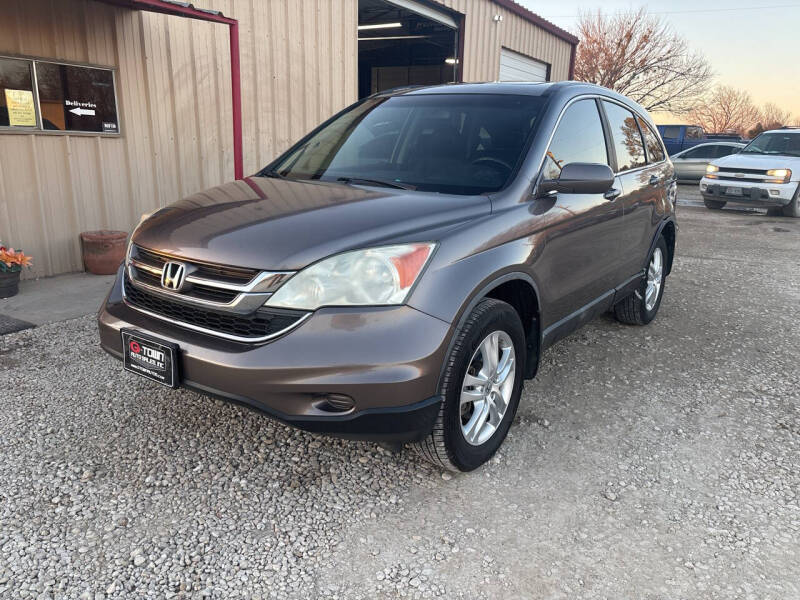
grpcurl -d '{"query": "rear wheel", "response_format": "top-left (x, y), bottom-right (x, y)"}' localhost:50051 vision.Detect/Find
top-left (704, 199), bottom-right (726, 210)
top-left (412, 298), bottom-right (526, 472)
top-left (614, 236), bottom-right (667, 326)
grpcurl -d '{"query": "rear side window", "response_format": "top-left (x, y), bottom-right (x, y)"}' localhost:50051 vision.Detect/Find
top-left (602, 101), bottom-right (646, 172)
top-left (636, 116), bottom-right (665, 163)
top-left (715, 145), bottom-right (739, 158)
top-left (542, 99), bottom-right (608, 180)
top-left (686, 126), bottom-right (704, 139)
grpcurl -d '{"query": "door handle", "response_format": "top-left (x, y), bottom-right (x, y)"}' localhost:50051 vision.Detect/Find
top-left (604, 188), bottom-right (621, 201)
top-left (649, 175), bottom-right (661, 186)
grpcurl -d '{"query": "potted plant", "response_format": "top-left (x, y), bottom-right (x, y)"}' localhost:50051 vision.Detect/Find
top-left (0, 242), bottom-right (33, 299)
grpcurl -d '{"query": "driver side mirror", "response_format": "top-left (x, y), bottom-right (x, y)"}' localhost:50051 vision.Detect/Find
top-left (537, 162), bottom-right (615, 196)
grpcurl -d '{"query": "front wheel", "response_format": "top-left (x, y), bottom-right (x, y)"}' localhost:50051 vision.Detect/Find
top-left (412, 298), bottom-right (526, 472)
top-left (782, 188), bottom-right (800, 218)
top-left (614, 236), bottom-right (667, 326)
top-left (704, 199), bottom-right (726, 210)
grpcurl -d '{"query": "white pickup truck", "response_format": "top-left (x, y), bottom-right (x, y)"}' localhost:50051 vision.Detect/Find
top-left (699, 128), bottom-right (800, 217)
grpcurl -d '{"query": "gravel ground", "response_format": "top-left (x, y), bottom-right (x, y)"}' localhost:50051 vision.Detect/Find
top-left (1, 204), bottom-right (799, 599)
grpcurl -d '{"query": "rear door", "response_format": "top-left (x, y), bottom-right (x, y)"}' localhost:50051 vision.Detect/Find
top-left (600, 100), bottom-right (667, 280)
top-left (536, 98), bottom-right (624, 326)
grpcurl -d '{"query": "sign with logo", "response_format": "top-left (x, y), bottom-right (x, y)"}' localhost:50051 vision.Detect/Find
top-left (121, 329), bottom-right (179, 388)
top-left (5, 89), bottom-right (36, 127)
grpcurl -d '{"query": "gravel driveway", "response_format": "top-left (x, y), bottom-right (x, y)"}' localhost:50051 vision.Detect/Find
top-left (1, 205), bottom-right (799, 599)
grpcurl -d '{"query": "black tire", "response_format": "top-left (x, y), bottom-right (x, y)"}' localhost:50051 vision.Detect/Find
top-left (704, 199), bottom-right (726, 210)
top-left (781, 187), bottom-right (800, 218)
top-left (412, 298), bottom-right (526, 472)
top-left (614, 236), bottom-right (668, 326)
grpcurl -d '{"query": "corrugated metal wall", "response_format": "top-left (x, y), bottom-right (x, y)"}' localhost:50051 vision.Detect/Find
top-left (1, 0), bottom-right (570, 279)
top-left (0, 0), bottom-right (358, 278)
top-left (439, 0), bottom-right (573, 82)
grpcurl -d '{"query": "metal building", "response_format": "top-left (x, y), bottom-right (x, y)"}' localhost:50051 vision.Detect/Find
top-left (0, 0), bottom-right (577, 278)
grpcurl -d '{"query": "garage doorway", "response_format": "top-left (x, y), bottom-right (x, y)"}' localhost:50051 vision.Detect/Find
top-left (498, 48), bottom-right (550, 82)
top-left (358, 0), bottom-right (461, 99)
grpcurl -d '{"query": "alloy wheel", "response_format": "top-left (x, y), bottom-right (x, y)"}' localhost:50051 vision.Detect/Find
top-left (459, 330), bottom-right (516, 446)
top-left (645, 247), bottom-right (664, 311)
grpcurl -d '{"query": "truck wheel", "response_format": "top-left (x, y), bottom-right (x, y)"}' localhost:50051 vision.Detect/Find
top-left (614, 236), bottom-right (667, 326)
top-left (412, 298), bottom-right (526, 472)
top-left (782, 188), bottom-right (800, 218)
top-left (704, 199), bottom-right (726, 210)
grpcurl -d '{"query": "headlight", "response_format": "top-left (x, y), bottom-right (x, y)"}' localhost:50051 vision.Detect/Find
top-left (705, 164), bottom-right (719, 179)
top-left (266, 243), bottom-right (436, 310)
top-left (766, 168), bottom-right (792, 183)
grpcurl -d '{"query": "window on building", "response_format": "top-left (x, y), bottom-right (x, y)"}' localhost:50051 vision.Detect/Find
top-left (543, 99), bottom-right (608, 180)
top-left (0, 57), bottom-right (37, 128)
top-left (0, 55), bottom-right (119, 134)
top-left (602, 101), bottom-right (646, 172)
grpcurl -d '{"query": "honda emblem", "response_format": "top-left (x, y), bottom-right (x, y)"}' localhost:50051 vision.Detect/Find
top-left (161, 261), bottom-right (188, 291)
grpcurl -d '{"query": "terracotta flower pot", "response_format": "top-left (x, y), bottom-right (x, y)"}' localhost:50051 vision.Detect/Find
top-left (80, 230), bottom-right (128, 275)
top-left (0, 270), bottom-right (21, 299)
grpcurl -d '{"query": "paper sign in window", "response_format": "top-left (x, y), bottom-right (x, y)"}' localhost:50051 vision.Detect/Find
top-left (5, 89), bottom-right (36, 127)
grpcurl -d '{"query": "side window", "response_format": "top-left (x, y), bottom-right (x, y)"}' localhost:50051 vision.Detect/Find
top-left (543, 99), bottom-right (608, 180)
top-left (661, 126), bottom-right (681, 139)
top-left (715, 145), bottom-right (738, 158)
top-left (688, 145), bottom-right (715, 159)
top-left (686, 126), bottom-right (704, 139)
top-left (602, 101), bottom-right (646, 172)
top-left (636, 116), bottom-right (665, 163)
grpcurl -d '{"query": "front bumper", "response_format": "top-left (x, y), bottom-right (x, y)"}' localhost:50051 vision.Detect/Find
top-left (98, 267), bottom-right (451, 441)
top-left (700, 179), bottom-right (799, 207)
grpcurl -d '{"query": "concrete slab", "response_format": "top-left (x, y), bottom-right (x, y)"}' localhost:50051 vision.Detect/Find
top-left (0, 271), bottom-right (115, 326)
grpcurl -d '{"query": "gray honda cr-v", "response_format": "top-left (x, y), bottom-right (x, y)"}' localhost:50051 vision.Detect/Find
top-left (99, 82), bottom-right (677, 471)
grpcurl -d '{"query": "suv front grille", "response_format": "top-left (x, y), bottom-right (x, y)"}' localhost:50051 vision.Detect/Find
top-left (123, 273), bottom-right (308, 342)
top-left (135, 245), bottom-right (258, 284)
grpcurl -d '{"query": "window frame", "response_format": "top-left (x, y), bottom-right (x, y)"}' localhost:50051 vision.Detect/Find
top-left (541, 97), bottom-right (611, 181)
top-left (0, 53), bottom-right (121, 137)
top-left (598, 99), bottom-right (648, 173)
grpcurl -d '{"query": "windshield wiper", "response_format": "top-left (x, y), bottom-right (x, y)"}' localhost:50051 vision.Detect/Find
top-left (336, 177), bottom-right (416, 191)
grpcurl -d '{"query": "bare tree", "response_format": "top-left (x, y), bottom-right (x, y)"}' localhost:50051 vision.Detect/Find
top-left (759, 103), bottom-right (793, 129)
top-left (574, 8), bottom-right (712, 114)
top-left (687, 85), bottom-right (761, 135)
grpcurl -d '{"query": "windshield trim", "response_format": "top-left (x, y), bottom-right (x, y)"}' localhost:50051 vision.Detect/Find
top-left (258, 93), bottom-right (550, 197)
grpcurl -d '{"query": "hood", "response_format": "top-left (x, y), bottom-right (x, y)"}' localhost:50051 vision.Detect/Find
top-left (132, 177), bottom-right (491, 270)
top-left (713, 152), bottom-right (800, 172)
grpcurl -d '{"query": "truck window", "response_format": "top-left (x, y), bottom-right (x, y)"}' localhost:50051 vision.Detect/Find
top-left (686, 126), bottom-right (704, 139)
top-left (660, 126), bottom-right (681, 139)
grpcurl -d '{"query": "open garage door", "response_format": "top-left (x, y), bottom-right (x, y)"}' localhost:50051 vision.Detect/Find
top-left (358, 0), bottom-right (461, 98)
top-left (499, 48), bottom-right (549, 82)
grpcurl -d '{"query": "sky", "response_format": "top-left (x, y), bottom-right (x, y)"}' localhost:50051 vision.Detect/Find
top-left (517, 0), bottom-right (800, 124)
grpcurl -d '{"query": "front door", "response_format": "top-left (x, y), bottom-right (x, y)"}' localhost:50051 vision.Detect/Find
top-left (535, 98), bottom-right (624, 331)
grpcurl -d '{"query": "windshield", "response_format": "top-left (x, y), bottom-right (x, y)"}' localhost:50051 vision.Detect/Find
top-left (264, 94), bottom-right (546, 195)
top-left (740, 131), bottom-right (800, 157)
